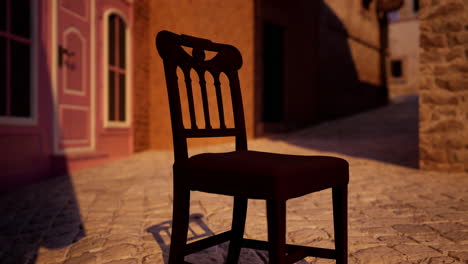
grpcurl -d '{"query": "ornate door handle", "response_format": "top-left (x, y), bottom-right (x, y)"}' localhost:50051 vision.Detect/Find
top-left (58, 45), bottom-right (75, 68)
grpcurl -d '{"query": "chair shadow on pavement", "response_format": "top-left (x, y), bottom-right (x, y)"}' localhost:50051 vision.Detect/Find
top-left (147, 213), bottom-right (217, 264)
top-left (147, 214), bottom-right (309, 264)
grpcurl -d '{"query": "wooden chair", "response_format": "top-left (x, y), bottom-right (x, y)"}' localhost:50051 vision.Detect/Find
top-left (156, 30), bottom-right (349, 264)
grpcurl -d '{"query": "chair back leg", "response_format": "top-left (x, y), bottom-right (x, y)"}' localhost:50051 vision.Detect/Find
top-left (332, 185), bottom-right (348, 264)
top-left (168, 187), bottom-right (191, 264)
top-left (267, 199), bottom-right (287, 264)
top-left (226, 196), bottom-right (248, 264)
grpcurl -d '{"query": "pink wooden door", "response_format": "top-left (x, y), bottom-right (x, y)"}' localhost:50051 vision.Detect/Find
top-left (56, 1), bottom-right (93, 153)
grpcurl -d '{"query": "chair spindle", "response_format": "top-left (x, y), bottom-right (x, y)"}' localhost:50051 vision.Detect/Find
top-left (213, 72), bottom-right (227, 129)
top-left (182, 67), bottom-right (198, 129)
top-left (196, 68), bottom-right (212, 129)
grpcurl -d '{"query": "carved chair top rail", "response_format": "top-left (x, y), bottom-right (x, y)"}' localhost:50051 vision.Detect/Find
top-left (156, 30), bottom-right (242, 73)
top-left (156, 31), bottom-right (248, 160)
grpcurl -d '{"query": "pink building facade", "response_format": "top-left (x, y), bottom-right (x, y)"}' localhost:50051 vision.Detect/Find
top-left (0, 0), bottom-right (134, 191)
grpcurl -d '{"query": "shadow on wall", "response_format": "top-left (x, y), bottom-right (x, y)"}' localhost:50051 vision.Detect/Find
top-left (262, 1), bottom-right (418, 168)
top-left (301, 1), bottom-right (417, 168)
top-left (0, 38), bottom-right (85, 264)
top-left (274, 95), bottom-right (419, 169)
top-left (317, 0), bottom-right (388, 120)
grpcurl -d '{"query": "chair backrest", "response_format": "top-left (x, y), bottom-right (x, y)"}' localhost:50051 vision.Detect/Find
top-left (156, 31), bottom-right (247, 162)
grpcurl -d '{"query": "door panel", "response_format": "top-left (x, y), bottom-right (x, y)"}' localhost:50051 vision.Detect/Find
top-left (63, 30), bottom-right (85, 95)
top-left (60, 105), bottom-right (89, 142)
top-left (57, 0), bottom-right (92, 151)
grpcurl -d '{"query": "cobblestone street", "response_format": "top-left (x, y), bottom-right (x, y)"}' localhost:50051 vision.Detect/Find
top-left (1, 95), bottom-right (468, 264)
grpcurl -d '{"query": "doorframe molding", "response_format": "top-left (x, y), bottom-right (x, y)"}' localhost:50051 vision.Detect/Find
top-left (52, 0), bottom-right (96, 155)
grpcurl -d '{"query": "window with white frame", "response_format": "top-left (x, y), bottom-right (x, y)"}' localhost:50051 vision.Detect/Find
top-left (0, 0), bottom-right (32, 118)
top-left (107, 14), bottom-right (127, 123)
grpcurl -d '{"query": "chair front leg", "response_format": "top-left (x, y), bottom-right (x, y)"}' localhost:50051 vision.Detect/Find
top-left (226, 196), bottom-right (248, 264)
top-left (332, 185), bottom-right (348, 264)
top-left (168, 187), bottom-right (191, 264)
top-left (267, 199), bottom-right (287, 264)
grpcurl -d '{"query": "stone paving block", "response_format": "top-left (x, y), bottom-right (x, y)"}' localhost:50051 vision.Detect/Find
top-left (307, 239), bottom-right (335, 250)
top-left (352, 217), bottom-right (396, 229)
top-left (35, 246), bottom-right (69, 264)
top-left (448, 251), bottom-right (468, 263)
top-left (361, 207), bottom-right (399, 218)
top-left (103, 258), bottom-right (139, 264)
top-left (450, 203), bottom-right (468, 212)
top-left (112, 216), bottom-right (144, 228)
top-left (141, 253), bottom-right (164, 264)
top-left (103, 234), bottom-right (142, 249)
top-left (393, 244), bottom-right (442, 261)
top-left (429, 223), bottom-right (468, 234)
top-left (392, 224), bottom-right (434, 234)
top-left (287, 228), bottom-right (329, 244)
top-left (63, 252), bottom-right (97, 264)
top-left (372, 216), bottom-right (424, 226)
top-left (409, 232), bottom-right (455, 244)
top-left (99, 243), bottom-right (139, 263)
top-left (429, 244), bottom-right (468, 255)
top-left (427, 256), bottom-right (462, 264)
top-left (352, 245), bottom-right (402, 264)
top-left (302, 219), bottom-right (334, 231)
top-left (441, 231), bottom-right (468, 242)
top-left (433, 212), bottom-right (468, 222)
top-left (83, 224), bottom-right (111, 234)
top-left (376, 235), bottom-right (416, 245)
top-left (308, 258), bottom-right (336, 264)
top-left (359, 226), bottom-right (397, 236)
top-left (138, 243), bottom-right (161, 260)
top-left (349, 237), bottom-right (385, 251)
top-left (109, 226), bottom-right (142, 235)
top-left (66, 236), bottom-right (106, 258)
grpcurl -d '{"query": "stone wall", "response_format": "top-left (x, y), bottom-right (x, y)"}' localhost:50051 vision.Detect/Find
top-left (419, 0), bottom-right (468, 171)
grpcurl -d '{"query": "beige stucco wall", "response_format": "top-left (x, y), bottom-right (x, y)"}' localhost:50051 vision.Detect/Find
top-left (388, 0), bottom-right (420, 98)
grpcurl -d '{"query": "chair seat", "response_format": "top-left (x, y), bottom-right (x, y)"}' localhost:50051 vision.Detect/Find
top-left (175, 150), bottom-right (349, 200)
